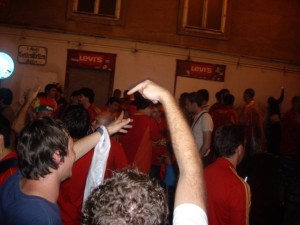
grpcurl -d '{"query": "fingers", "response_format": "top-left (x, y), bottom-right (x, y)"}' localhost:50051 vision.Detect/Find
top-left (127, 82), bottom-right (145, 95)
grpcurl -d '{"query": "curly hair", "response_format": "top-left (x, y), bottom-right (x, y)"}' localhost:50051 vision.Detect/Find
top-left (17, 118), bottom-right (69, 179)
top-left (82, 168), bottom-right (168, 225)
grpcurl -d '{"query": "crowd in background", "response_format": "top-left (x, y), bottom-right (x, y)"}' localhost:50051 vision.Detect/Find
top-left (0, 82), bottom-right (299, 225)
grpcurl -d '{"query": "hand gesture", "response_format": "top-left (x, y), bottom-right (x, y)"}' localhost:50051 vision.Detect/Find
top-left (128, 80), bottom-right (169, 104)
top-left (25, 86), bottom-right (40, 103)
top-left (107, 111), bottom-right (132, 135)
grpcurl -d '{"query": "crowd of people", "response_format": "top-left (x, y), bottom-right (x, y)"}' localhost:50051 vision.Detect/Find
top-left (0, 80), bottom-right (299, 225)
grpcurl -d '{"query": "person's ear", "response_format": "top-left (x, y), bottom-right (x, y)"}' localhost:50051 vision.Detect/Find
top-left (52, 150), bottom-right (62, 165)
top-left (236, 144), bottom-right (245, 161)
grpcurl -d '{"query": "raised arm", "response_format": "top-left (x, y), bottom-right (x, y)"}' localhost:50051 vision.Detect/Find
top-left (128, 80), bottom-right (206, 210)
top-left (74, 111), bottom-right (132, 161)
top-left (12, 87), bottom-right (40, 134)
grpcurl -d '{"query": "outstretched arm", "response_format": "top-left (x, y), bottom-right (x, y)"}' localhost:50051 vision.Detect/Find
top-left (12, 87), bottom-right (40, 134)
top-left (276, 87), bottom-right (284, 104)
top-left (128, 80), bottom-right (206, 210)
top-left (74, 111), bottom-right (132, 161)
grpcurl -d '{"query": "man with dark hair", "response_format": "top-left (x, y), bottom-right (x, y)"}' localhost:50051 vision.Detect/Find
top-left (58, 105), bottom-right (92, 225)
top-left (79, 87), bottom-right (101, 122)
top-left (0, 88), bottom-right (15, 124)
top-left (185, 90), bottom-right (213, 166)
top-left (83, 80), bottom-right (208, 225)
top-left (120, 96), bottom-right (162, 174)
top-left (204, 124), bottom-right (251, 225)
top-left (0, 114), bottom-right (132, 225)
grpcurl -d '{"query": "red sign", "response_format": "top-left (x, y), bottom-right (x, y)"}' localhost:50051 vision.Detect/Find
top-left (68, 50), bottom-right (116, 71)
top-left (176, 59), bottom-right (226, 82)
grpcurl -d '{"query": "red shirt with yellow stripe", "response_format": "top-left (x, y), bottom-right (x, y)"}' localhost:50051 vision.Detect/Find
top-left (204, 157), bottom-right (251, 225)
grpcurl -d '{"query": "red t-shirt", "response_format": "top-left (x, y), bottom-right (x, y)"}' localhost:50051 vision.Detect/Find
top-left (58, 138), bottom-right (129, 225)
top-left (204, 157), bottom-right (251, 225)
top-left (119, 113), bottom-right (161, 173)
top-left (105, 138), bottom-right (128, 179)
top-left (211, 106), bottom-right (239, 133)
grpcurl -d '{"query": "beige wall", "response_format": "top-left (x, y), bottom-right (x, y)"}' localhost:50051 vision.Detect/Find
top-left (1, 26), bottom-right (299, 115)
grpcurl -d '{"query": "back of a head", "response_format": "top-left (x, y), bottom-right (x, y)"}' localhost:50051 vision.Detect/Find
top-left (17, 118), bottom-right (69, 180)
top-left (179, 92), bottom-right (189, 107)
top-left (113, 89), bottom-right (121, 98)
top-left (135, 96), bottom-right (152, 111)
top-left (82, 168), bottom-right (168, 225)
top-left (80, 87), bottom-right (95, 103)
top-left (0, 115), bottom-right (11, 148)
top-left (62, 105), bottom-right (90, 139)
top-left (106, 96), bottom-right (121, 106)
top-left (214, 124), bottom-right (245, 158)
top-left (196, 89), bottom-right (209, 106)
top-left (244, 88), bottom-right (255, 99)
top-left (0, 88), bottom-right (13, 105)
top-left (223, 94), bottom-right (235, 106)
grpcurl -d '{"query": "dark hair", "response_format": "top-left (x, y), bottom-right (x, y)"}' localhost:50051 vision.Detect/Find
top-left (62, 105), bottom-right (90, 139)
top-left (71, 90), bottom-right (81, 98)
top-left (44, 83), bottom-right (57, 94)
top-left (17, 118), bottom-right (69, 179)
top-left (0, 88), bottom-right (13, 105)
top-left (135, 97), bottom-right (152, 110)
top-left (106, 97), bottom-right (121, 106)
top-left (223, 94), bottom-right (235, 106)
top-left (244, 88), bottom-right (255, 99)
top-left (179, 92), bottom-right (189, 107)
top-left (214, 124), bottom-right (245, 157)
top-left (187, 90), bottom-right (209, 107)
top-left (82, 168), bottom-right (168, 225)
top-left (197, 89), bottom-right (209, 104)
top-left (80, 88), bottom-right (95, 103)
top-left (113, 89), bottom-right (121, 98)
top-left (0, 115), bottom-right (11, 147)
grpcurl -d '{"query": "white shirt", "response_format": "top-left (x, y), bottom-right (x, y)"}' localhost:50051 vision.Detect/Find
top-left (173, 203), bottom-right (208, 225)
top-left (191, 111), bottom-right (213, 150)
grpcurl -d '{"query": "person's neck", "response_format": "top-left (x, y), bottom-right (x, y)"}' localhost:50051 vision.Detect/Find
top-left (0, 147), bottom-right (12, 160)
top-left (83, 102), bottom-right (91, 109)
top-left (223, 155), bottom-right (238, 168)
top-left (19, 174), bottom-right (60, 204)
top-left (195, 107), bottom-right (205, 114)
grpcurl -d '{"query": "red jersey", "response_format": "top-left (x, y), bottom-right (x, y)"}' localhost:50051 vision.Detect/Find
top-left (204, 157), bottom-right (251, 225)
top-left (119, 113), bottom-right (161, 173)
top-left (211, 105), bottom-right (239, 133)
top-left (58, 138), bottom-right (129, 225)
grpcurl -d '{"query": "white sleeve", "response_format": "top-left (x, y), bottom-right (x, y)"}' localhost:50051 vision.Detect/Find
top-left (173, 204), bottom-right (208, 225)
top-left (82, 126), bottom-right (111, 207)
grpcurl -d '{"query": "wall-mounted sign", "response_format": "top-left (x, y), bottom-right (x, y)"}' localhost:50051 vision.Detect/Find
top-left (67, 50), bottom-right (116, 71)
top-left (176, 59), bottom-right (226, 82)
top-left (18, 45), bottom-right (47, 65)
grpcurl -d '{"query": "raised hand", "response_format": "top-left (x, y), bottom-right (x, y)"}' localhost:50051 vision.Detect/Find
top-left (106, 111), bottom-right (132, 135)
top-left (128, 80), bottom-right (169, 104)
